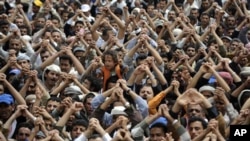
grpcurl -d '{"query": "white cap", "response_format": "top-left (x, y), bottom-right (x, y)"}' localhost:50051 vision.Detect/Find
top-left (81, 4), bottom-right (90, 12)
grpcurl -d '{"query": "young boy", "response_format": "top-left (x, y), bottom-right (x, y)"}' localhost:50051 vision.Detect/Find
top-left (94, 50), bottom-right (125, 91)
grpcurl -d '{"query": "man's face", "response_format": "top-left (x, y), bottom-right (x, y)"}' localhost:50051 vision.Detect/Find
top-left (51, 31), bottom-right (62, 43)
top-left (147, 5), bottom-right (154, 14)
top-left (45, 70), bottom-right (60, 86)
top-left (40, 51), bottom-right (50, 62)
top-left (36, 18), bottom-right (46, 25)
top-left (52, 19), bottom-right (60, 28)
top-left (84, 33), bottom-right (92, 45)
top-left (229, 41), bottom-right (239, 52)
top-left (16, 127), bottom-right (31, 141)
top-left (0, 103), bottom-right (14, 121)
top-left (60, 59), bottom-right (71, 73)
top-left (10, 39), bottom-right (22, 51)
top-left (136, 45), bottom-right (148, 56)
top-left (84, 97), bottom-right (93, 115)
top-left (27, 81), bottom-right (36, 94)
top-left (188, 121), bottom-right (204, 139)
top-left (82, 79), bottom-right (91, 90)
top-left (201, 15), bottom-right (210, 26)
top-left (62, 12), bottom-right (69, 22)
top-left (17, 60), bottom-right (30, 68)
top-left (44, 119), bottom-right (54, 131)
top-left (168, 11), bottom-right (176, 21)
top-left (74, 23), bottom-right (84, 33)
top-left (71, 125), bottom-right (86, 139)
top-left (190, 9), bottom-right (199, 18)
top-left (74, 51), bottom-right (84, 60)
top-left (201, 0), bottom-right (210, 9)
top-left (186, 47), bottom-right (196, 57)
top-left (187, 104), bottom-right (204, 118)
top-left (46, 100), bottom-right (60, 113)
top-left (20, 28), bottom-right (28, 35)
top-left (227, 17), bottom-right (236, 27)
top-left (0, 24), bottom-right (9, 35)
top-left (15, 18), bottom-right (24, 27)
top-left (139, 86), bottom-right (154, 101)
top-left (149, 127), bottom-right (166, 141)
top-left (222, 39), bottom-right (231, 48)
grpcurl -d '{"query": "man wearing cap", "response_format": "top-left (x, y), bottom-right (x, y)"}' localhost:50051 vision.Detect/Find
top-left (0, 94), bottom-right (16, 138)
top-left (73, 46), bottom-right (85, 62)
top-left (81, 4), bottom-right (95, 23)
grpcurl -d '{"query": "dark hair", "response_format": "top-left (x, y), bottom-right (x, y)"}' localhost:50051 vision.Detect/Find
top-left (0, 20), bottom-right (9, 26)
top-left (59, 55), bottom-right (73, 65)
top-left (72, 119), bottom-right (89, 129)
top-left (106, 75), bottom-right (119, 89)
top-left (75, 20), bottom-right (84, 26)
top-left (15, 122), bottom-right (33, 137)
top-left (188, 116), bottom-right (208, 129)
top-left (82, 75), bottom-right (102, 92)
top-left (135, 55), bottom-right (147, 65)
top-left (83, 93), bottom-right (96, 104)
top-left (102, 50), bottom-right (118, 64)
top-left (88, 134), bottom-right (102, 140)
top-left (150, 123), bottom-right (168, 133)
top-left (18, 25), bottom-right (31, 35)
top-left (102, 27), bottom-right (113, 37)
top-left (46, 97), bottom-right (61, 106)
top-left (114, 8), bottom-right (123, 15)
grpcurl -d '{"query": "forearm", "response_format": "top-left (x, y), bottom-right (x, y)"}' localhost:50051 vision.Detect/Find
top-left (19, 79), bottom-right (31, 98)
top-left (152, 64), bottom-right (167, 85)
top-left (56, 109), bottom-right (74, 127)
top-left (4, 80), bottom-right (26, 105)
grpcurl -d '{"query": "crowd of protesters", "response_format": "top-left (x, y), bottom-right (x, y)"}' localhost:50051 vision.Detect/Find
top-left (0, 0), bottom-right (250, 140)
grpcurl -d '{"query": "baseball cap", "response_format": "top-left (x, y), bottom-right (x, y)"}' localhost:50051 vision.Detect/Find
top-left (149, 117), bottom-right (168, 128)
top-left (0, 94), bottom-right (14, 105)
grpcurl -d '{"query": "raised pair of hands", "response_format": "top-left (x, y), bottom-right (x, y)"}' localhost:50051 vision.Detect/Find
top-left (176, 88), bottom-right (206, 107)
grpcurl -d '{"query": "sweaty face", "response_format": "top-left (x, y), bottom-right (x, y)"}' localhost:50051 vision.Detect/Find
top-left (188, 121), bottom-right (204, 139)
top-left (149, 127), bottom-right (166, 141)
top-left (104, 55), bottom-right (116, 70)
